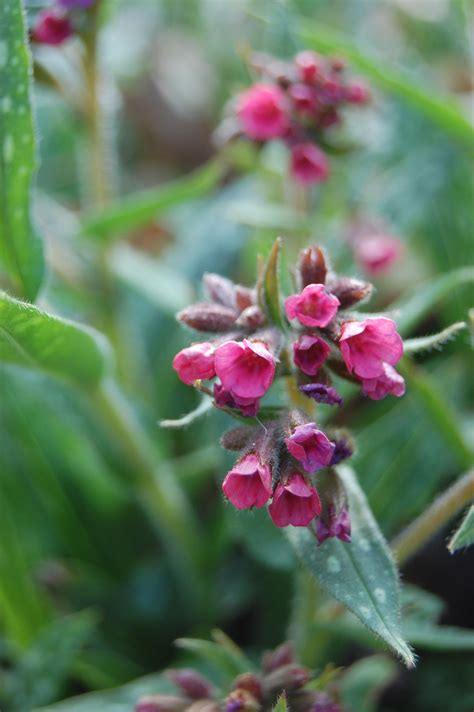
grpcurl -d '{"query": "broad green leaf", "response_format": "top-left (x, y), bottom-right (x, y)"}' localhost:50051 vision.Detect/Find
top-left (341, 655), bottom-right (398, 712)
top-left (287, 466), bottom-right (415, 667)
top-left (260, 237), bottom-right (285, 329)
top-left (393, 267), bottom-right (474, 336)
top-left (81, 161), bottom-right (222, 240)
top-left (403, 321), bottom-right (466, 354)
top-left (0, 292), bottom-right (112, 387)
top-left (298, 21), bottom-right (474, 147)
top-left (448, 505), bottom-right (474, 553)
top-left (0, 0), bottom-right (44, 300)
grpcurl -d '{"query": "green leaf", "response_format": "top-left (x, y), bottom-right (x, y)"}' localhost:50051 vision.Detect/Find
top-left (393, 267), bottom-right (474, 336)
top-left (341, 655), bottom-right (398, 712)
top-left (81, 161), bottom-right (222, 241)
top-left (403, 321), bottom-right (466, 354)
top-left (298, 21), bottom-right (474, 147)
top-left (272, 693), bottom-right (288, 712)
top-left (448, 505), bottom-right (474, 553)
top-left (287, 466), bottom-right (415, 668)
top-left (260, 236), bottom-right (285, 328)
top-left (0, 0), bottom-right (44, 300)
top-left (0, 291), bottom-right (112, 387)
top-left (402, 621), bottom-right (474, 652)
top-left (175, 636), bottom-right (253, 681)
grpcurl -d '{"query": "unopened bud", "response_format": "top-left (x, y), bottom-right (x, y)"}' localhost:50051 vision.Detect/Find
top-left (220, 426), bottom-right (257, 451)
top-left (186, 702), bottom-right (221, 712)
top-left (134, 695), bottom-right (188, 712)
top-left (232, 674), bottom-right (263, 702)
top-left (330, 436), bottom-right (353, 465)
top-left (263, 664), bottom-right (311, 696)
top-left (235, 305), bottom-right (265, 329)
top-left (299, 383), bottom-right (343, 407)
top-left (224, 689), bottom-right (260, 712)
top-left (203, 273), bottom-right (236, 308)
top-left (262, 643), bottom-right (295, 673)
top-left (166, 669), bottom-right (214, 700)
top-left (235, 285), bottom-right (257, 311)
top-left (327, 276), bottom-right (372, 309)
top-left (298, 246), bottom-right (327, 288)
top-left (177, 303), bottom-right (237, 332)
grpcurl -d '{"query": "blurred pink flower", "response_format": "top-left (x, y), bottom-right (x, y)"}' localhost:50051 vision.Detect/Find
top-left (354, 233), bottom-right (403, 274)
top-left (32, 9), bottom-right (73, 45)
top-left (237, 84), bottom-right (289, 140)
top-left (290, 143), bottom-right (330, 185)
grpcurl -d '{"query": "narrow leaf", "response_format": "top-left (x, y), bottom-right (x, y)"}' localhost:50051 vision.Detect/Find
top-left (272, 693), bottom-right (288, 712)
top-left (260, 237), bottom-right (285, 328)
top-left (403, 321), bottom-right (466, 353)
top-left (287, 466), bottom-right (415, 667)
top-left (448, 505), bottom-right (474, 553)
top-left (160, 397), bottom-right (213, 428)
top-left (298, 21), bottom-right (474, 147)
top-left (0, 292), bottom-right (112, 387)
top-left (81, 161), bottom-right (222, 240)
top-left (175, 637), bottom-right (250, 680)
top-left (0, 0), bottom-right (44, 299)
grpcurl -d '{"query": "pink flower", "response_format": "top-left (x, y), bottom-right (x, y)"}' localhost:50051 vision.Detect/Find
top-left (288, 83), bottom-right (318, 115)
top-left (222, 454), bottom-right (272, 510)
top-left (361, 363), bottom-right (405, 400)
top-left (294, 50), bottom-right (324, 83)
top-left (269, 474), bottom-right (321, 527)
top-left (214, 339), bottom-right (275, 399)
top-left (354, 233), bottom-right (403, 274)
top-left (290, 143), bottom-right (330, 185)
top-left (339, 317), bottom-right (403, 379)
top-left (285, 284), bottom-right (340, 328)
top-left (213, 384), bottom-right (260, 417)
top-left (237, 84), bottom-right (289, 140)
top-left (172, 342), bottom-right (215, 385)
top-left (293, 334), bottom-right (331, 376)
top-left (285, 423), bottom-right (335, 472)
top-left (345, 79), bottom-right (370, 104)
top-left (32, 9), bottom-right (73, 45)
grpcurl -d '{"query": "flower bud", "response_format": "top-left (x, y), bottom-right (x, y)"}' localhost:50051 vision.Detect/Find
top-left (203, 273), bottom-right (236, 308)
top-left (290, 143), bottom-right (330, 185)
top-left (220, 426), bottom-right (257, 452)
top-left (235, 305), bottom-right (265, 329)
top-left (262, 643), bottom-right (295, 673)
top-left (231, 674), bottom-right (263, 702)
top-left (299, 383), bottom-right (343, 407)
top-left (329, 435), bottom-right (354, 465)
top-left (166, 669), bottom-right (214, 700)
top-left (177, 303), bottom-right (237, 332)
top-left (298, 246), bottom-right (327, 288)
top-left (134, 695), bottom-right (188, 712)
top-left (327, 276), bottom-right (372, 309)
top-left (224, 689), bottom-right (260, 712)
top-left (235, 285), bottom-right (257, 311)
top-left (262, 664), bottom-right (311, 696)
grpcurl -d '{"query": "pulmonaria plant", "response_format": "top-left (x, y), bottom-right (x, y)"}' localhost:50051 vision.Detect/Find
top-left (171, 240), bottom-right (406, 542)
top-left (217, 50), bottom-right (370, 185)
top-left (135, 641), bottom-right (341, 712)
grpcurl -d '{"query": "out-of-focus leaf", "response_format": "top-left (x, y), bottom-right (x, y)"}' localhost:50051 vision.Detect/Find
top-left (81, 161), bottom-right (222, 240)
top-left (341, 655), bottom-right (398, 712)
top-left (287, 466), bottom-right (415, 668)
top-left (0, 0), bottom-right (44, 300)
top-left (393, 267), bottom-right (474, 336)
top-left (175, 636), bottom-right (254, 681)
top-left (110, 245), bottom-right (194, 315)
top-left (403, 322), bottom-right (466, 353)
top-left (260, 237), bottom-right (285, 329)
top-left (0, 292), bottom-right (112, 387)
top-left (298, 21), bottom-right (474, 147)
top-left (226, 201), bottom-right (310, 232)
top-left (402, 621), bottom-right (474, 652)
top-left (448, 505), bottom-right (474, 553)
top-left (160, 397), bottom-right (213, 428)
top-left (230, 506), bottom-right (295, 571)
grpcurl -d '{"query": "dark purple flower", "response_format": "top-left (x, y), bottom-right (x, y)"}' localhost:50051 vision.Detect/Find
top-left (329, 437), bottom-right (353, 465)
top-left (299, 383), bottom-right (343, 407)
top-left (316, 505), bottom-right (351, 545)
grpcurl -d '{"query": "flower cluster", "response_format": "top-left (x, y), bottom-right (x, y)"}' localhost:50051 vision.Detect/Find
top-left (221, 50), bottom-right (370, 185)
top-left (171, 242), bottom-right (405, 534)
top-left (32, 0), bottom-right (95, 46)
top-left (135, 641), bottom-right (341, 712)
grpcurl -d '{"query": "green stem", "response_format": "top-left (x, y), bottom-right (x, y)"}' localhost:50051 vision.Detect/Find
top-left (391, 470), bottom-right (474, 566)
top-left (91, 380), bottom-right (205, 611)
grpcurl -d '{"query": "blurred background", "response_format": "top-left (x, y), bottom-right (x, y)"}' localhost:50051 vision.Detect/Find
top-left (1, 1), bottom-right (473, 710)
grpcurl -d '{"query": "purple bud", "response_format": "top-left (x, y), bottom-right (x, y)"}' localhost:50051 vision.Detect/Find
top-left (326, 276), bottom-right (372, 309)
top-left (213, 384), bottom-right (260, 417)
top-left (299, 384), bottom-right (343, 407)
top-left (224, 689), bottom-right (260, 712)
top-left (329, 438), bottom-right (353, 465)
top-left (263, 664), bottom-right (311, 696)
top-left (262, 642), bottom-right (295, 673)
top-left (203, 273), bottom-right (236, 308)
top-left (235, 305), bottom-right (265, 329)
top-left (177, 303), bottom-right (237, 332)
top-left (316, 505), bottom-right (351, 545)
top-left (231, 674), bottom-right (263, 702)
top-left (298, 246), bottom-right (327, 288)
top-left (166, 669), bottom-right (214, 700)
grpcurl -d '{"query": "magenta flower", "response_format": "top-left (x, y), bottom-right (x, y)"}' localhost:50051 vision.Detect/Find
top-left (269, 474), bottom-right (321, 527)
top-left (285, 284), bottom-right (340, 328)
top-left (290, 143), bottom-right (330, 185)
top-left (354, 233), bottom-right (403, 274)
top-left (361, 363), bottom-right (405, 400)
top-left (213, 384), bottom-right (260, 417)
top-left (237, 84), bottom-right (289, 140)
top-left (32, 9), bottom-right (73, 45)
top-left (172, 342), bottom-right (215, 385)
top-left (293, 334), bottom-right (331, 376)
top-left (214, 339), bottom-right (275, 399)
top-left (316, 505), bottom-right (351, 545)
top-left (294, 50), bottom-right (323, 83)
top-left (222, 454), bottom-right (272, 510)
top-left (339, 317), bottom-right (403, 379)
top-left (285, 423), bottom-right (335, 472)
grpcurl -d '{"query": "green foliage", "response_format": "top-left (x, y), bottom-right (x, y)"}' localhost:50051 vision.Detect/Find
top-left (448, 505), bottom-right (474, 553)
top-left (260, 236), bottom-right (286, 329)
top-left (0, 0), bottom-right (44, 300)
top-left (0, 291), bottom-right (112, 387)
top-left (341, 655), bottom-right (397, 712)
top-left (287, 467), bottom-right (414, 668)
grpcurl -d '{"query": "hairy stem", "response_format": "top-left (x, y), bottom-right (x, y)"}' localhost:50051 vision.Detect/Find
top-left (391, 470), bottom-right (474, 566)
